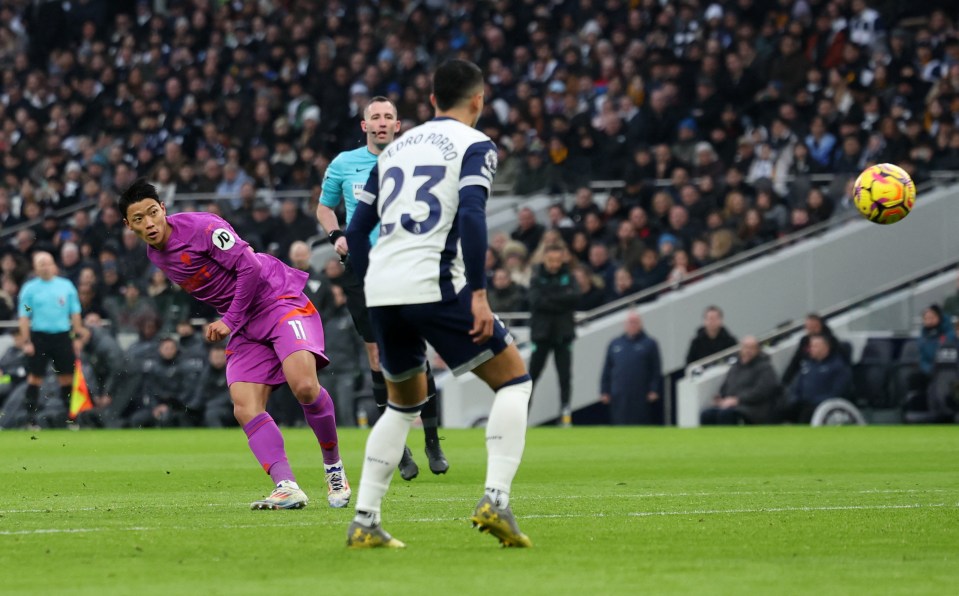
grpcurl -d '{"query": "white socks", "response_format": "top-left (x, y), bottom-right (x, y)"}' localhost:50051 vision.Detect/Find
top-left (484, 379), bottom-right (532, 505)
top-left (354, 405), bottom-right (419, 524)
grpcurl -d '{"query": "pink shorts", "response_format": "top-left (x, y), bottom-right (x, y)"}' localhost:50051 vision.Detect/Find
top-left (225, 293), bottom-right (329, 387)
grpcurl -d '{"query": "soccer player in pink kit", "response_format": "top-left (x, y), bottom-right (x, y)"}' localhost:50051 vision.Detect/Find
top-left (119, 179), bottom-right (350, 510)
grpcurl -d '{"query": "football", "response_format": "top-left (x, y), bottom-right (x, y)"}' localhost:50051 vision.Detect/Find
top-left (852, 163), bottom-right (917, 225)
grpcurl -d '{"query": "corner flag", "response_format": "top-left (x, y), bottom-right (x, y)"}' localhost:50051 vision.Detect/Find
top-left (69, 359), bottom-right (93, 420)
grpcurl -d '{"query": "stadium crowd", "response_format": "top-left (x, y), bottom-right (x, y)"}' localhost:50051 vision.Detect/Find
top-left (0, 0), bottom-right (957, 427)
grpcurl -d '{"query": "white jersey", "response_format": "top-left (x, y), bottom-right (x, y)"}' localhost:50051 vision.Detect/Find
top-left (358, 117), bottom-right (496, 307)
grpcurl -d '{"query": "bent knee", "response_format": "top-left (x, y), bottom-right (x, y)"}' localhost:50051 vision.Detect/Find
top-left (290, 378), bottom-right (321, 403)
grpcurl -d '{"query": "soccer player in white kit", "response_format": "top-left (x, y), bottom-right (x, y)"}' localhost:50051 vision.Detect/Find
top-left (344, 60), bottom-right (533, 548)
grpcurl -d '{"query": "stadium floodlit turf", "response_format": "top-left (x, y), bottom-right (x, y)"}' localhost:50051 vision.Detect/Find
top-left (2, 426), bottom-right (957, 595)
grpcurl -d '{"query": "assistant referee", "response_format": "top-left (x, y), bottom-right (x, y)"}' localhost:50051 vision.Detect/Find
top-left (17, 251), bottom-right (86, 426)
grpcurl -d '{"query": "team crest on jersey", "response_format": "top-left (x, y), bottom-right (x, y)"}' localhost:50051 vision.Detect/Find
top-left (482, 149), bottom-right (498, 180)
top-left (212, 228), bottom-right (236, 250)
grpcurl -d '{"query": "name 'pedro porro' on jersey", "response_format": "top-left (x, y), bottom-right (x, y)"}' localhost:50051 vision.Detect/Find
top-left (359, 117), bottom-right (496, 307)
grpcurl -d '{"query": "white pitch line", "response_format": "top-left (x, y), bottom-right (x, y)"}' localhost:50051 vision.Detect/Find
top-left (2, 502), bottom-right (955, 536)
top-left (1, 488), bottom-right (951, 514)
top-left (627, 502), bottom-right (955, 517)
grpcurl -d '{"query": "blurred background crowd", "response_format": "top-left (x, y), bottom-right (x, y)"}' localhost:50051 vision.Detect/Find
top-left (0, 0), bottom-right (956, 427)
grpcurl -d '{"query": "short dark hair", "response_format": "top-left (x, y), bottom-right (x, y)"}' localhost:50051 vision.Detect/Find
top-left (118, 178), bottom-right (160, 219)
top-left (544, 244), bottom-right (565, 255)
top-left (364, 96), bottom-right (397, 118)
top-left (432, 60), bottom-right (484, 111)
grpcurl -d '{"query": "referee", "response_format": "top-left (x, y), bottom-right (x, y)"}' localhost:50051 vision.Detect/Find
top-left (17, 251), bottom-right (86, 427)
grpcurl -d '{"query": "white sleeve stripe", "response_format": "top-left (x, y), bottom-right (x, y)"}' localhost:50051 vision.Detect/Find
top-left (358, 189), bottom-right (376, 205)
top-left (459, 175), bottom-right (491, 190)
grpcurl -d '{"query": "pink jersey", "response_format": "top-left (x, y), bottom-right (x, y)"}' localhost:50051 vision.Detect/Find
top-left (147, 212), bottom-right (308, 333)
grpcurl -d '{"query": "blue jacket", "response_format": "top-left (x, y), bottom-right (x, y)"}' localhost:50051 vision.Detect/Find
top-left (789, 353), bottom-right (852, 406)
top-left (601, 331), bottom-right (663, 424)
top-left (918, 320), bottom-right (957, 375)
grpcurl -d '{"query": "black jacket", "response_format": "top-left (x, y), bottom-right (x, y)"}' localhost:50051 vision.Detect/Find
top-left (686, 326), bottom-right (738, 365)
top-left (528, 263), bottom-right (579, 343)
top-left (488, 282), bottom-right (529, 313)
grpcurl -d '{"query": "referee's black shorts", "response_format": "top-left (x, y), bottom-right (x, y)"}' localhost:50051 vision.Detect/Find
top-left (27, 331), bottom-right (75, 377)
top-left (340, 257), bottom-right (375, 343)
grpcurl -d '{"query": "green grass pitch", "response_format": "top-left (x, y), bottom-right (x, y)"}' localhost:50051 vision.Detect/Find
top-left (2, 426), bottom-right (958, 595)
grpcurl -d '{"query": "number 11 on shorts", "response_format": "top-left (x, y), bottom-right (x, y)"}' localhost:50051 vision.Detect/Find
top-left (287, 319), bottom-right (307, 340)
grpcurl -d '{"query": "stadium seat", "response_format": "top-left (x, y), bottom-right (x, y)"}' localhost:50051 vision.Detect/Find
top-left (810, 398), bottom-right (866, 426)
top-left (887, 339), bottom-right (921, 414)
top-left (852, 338), bottom-right (895, 418)
top-left (904, 344), bottom-right (959, 424)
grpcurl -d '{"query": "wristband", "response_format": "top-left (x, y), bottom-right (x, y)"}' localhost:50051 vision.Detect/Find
top-left (329, 230), bottom-right (345, 243)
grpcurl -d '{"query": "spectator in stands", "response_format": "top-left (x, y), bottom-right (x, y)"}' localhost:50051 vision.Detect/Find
top-left (145, 268), bottom-right (189, 331)
top-left (0, 328), bottom-right (28, 410)
top-left (510, 207), bottom-right (546, 256)
top-left (600, 310), bottom-right (663, 425)
top-left (628, 206), bottom-right (659, 248)
top-left (488, 268), bottom-right (529, 314)
top-left (582, 211), bottom-right (611, 245)
top-left (501, 240), bottom-right (531, 288)
top-left (528, 244), bottom-right (579, 427)
top-left (106, 280), bottom-right (157, 336)
top-left (707, 228), bottom-right (741, 262)
top-left (700, 336), bottom-right (783, 425)
top-left (633, 248), bottom-right (669, 294)
top-left (917, 304), bottom-right (956, 378)
top-left (513, 149), bottom-right (551, 196)
top-left (274, 200), bottom-right (318, 264)
top-left (607, 267), bottom-right (637, 303)
top-left (568, 186), bottom-right (601, 227)
top-left (573, 267), bottom-right (606, 311)
top-left (187, 344), bottom-right (234, 428)
top-left (0, 189), bottom-right (21, 230)
top-left (530, 230), bottom-right (570, 267)
top-left (666, 249), bottom-right (694, 286)
top-left (317, 285), bottom-right (363, 428)
top-left (609, 220), bottom-right (644, 272)
top-left (118, 227), bottom-right (150, 283)
top-left (587, 242), bottom-right (617, 291)
top-left (780, 334), bottom-right (853, 424)
top-left (804, 187), bottom-right (834, 225)
top-left (58, 242), bottom-right (82, 283)
top-left (738, 208), bottom-right (776, 251)
top-left (601, 194), bottom-right (628, 236)
top-left (546, 203), bottom-right (576, 244)
top-left (174, 318), bottom-right (208, 361)
top-left (0, 275), bottom-right (18, 322)
top-left (686, 305), bottom-right (738, 366)
top-left (782, 314), bottom-right (848, 386)
top-left (74, 313), bottom-right (125, 429)
top-left (128, 335), bottom-right (204, 429)
top-left (88, 205), bottom-right (124, 257)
